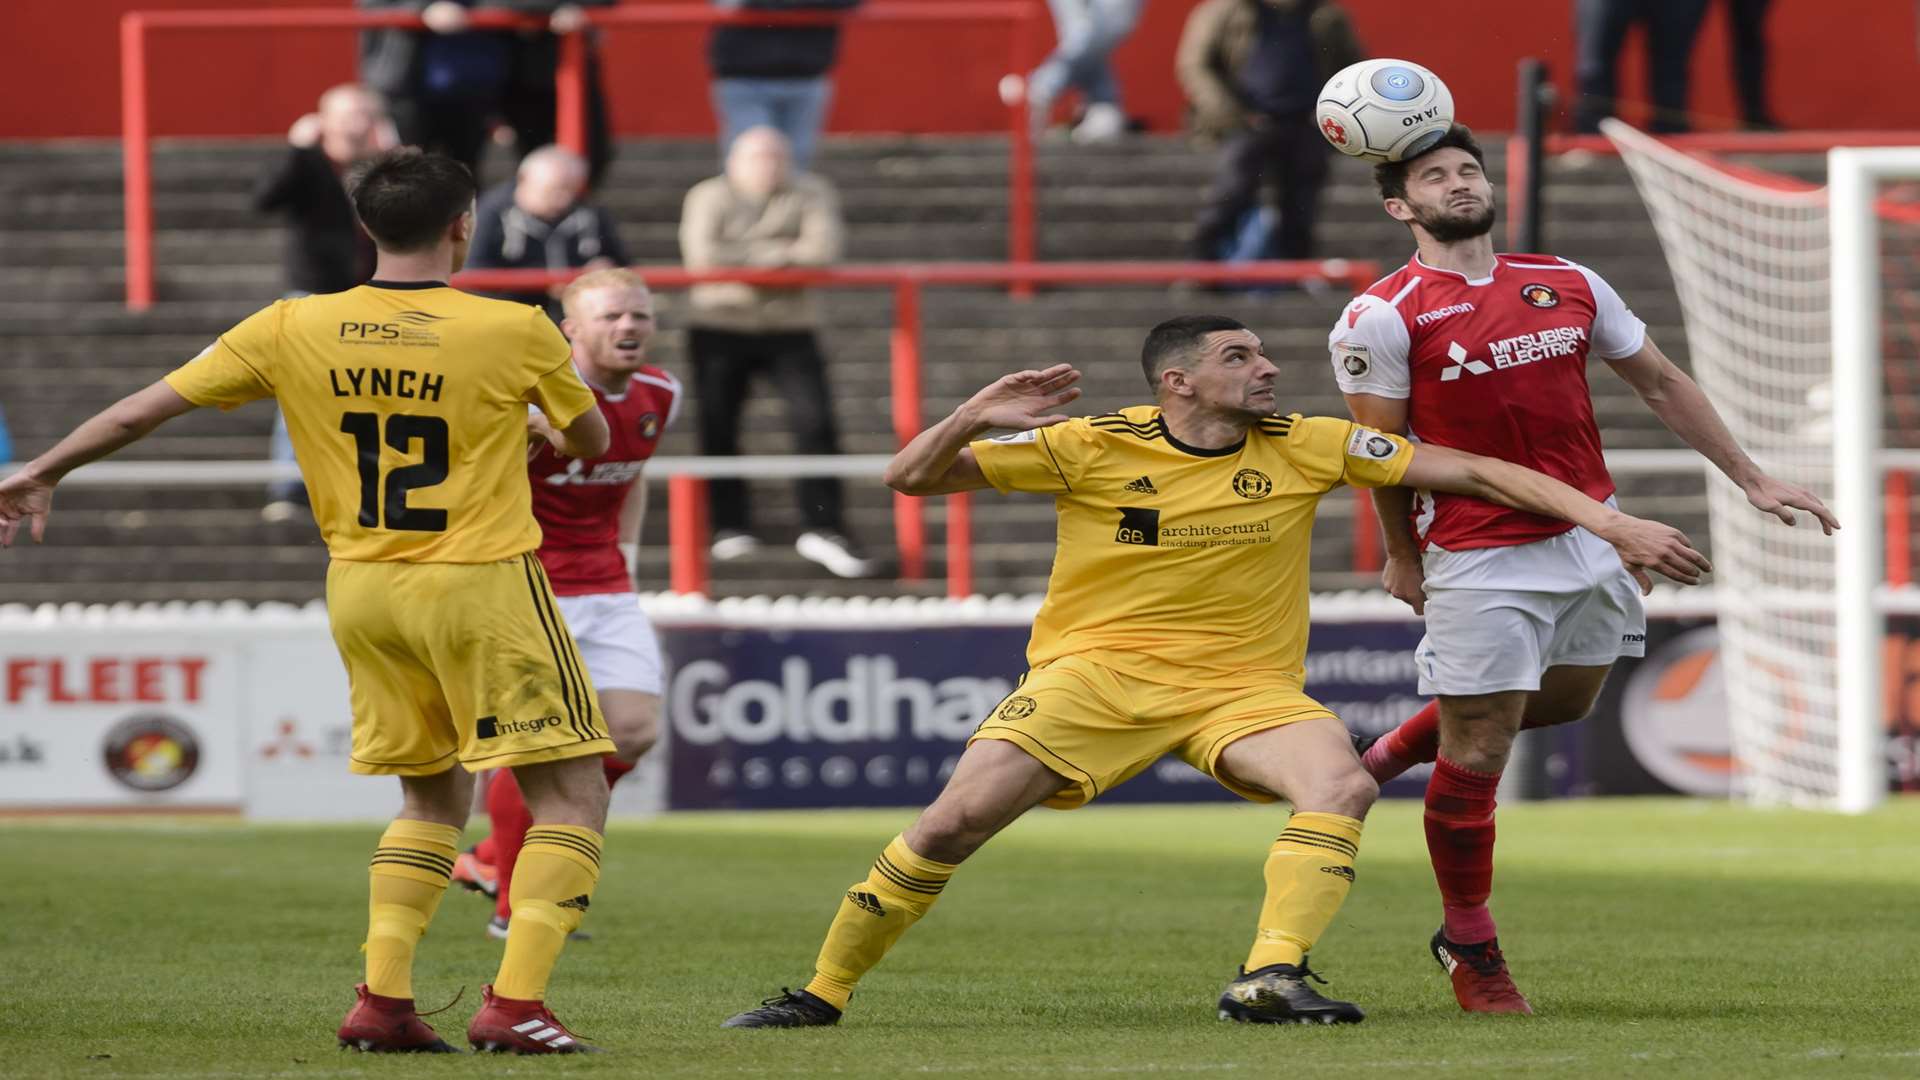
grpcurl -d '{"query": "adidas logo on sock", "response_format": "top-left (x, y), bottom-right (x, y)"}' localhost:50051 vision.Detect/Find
top-left (847, 889), bottom-right (887, 917)
top-left (1123, 475), bottom-right (1158, 494)
top-left (558, 894), bottom-right (591, 911)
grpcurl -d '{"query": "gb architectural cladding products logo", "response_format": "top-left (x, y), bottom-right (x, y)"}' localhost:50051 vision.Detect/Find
top-left (475, 715), bottom-right (564, 739)
top-left (101, 713), bottom-right (200, 792)
top-left (1232, 468), bottom-right (1272, 499)
top-left (1115, 506), bottom-right (1161, 546)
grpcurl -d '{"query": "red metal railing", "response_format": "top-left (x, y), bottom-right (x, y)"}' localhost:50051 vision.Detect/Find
top-left (119, 2), bottom-right (1042, 310)
top-left (454, 260), bottom-right (1381, 595)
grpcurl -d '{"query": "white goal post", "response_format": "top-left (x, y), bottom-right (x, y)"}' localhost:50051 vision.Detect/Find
top-left (1605, 120), bottom-right (1920, 812)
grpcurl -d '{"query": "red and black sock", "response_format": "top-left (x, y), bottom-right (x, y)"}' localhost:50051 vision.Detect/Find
top-left (1424, 754), bottom-right (1500, 945)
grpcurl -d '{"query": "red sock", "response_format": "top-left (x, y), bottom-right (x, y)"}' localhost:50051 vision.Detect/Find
top-left (603, 756), bottom-right (635, 789)
top-left (474, 835), bottom-right (497, 865)
top-left (485, 767), bottom-right (533, 922)
top-left (1361, 700), bottom-right (1440, 781)
top-left (1424, 755), bottom-right (1500, 945)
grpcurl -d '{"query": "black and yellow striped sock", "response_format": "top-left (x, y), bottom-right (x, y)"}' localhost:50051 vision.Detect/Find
top-left (493, 825), bottom-right (602, 1002)
top-left (365, 819), bottom-right (461, 999)
top-left (1246, 812), bottom-right (1363, 971)
top-left (803, 835), bottom-right (957, 1010)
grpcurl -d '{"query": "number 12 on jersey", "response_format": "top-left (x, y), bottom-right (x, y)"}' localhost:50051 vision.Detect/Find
top-left (339, 411), bottom-right (450, 531)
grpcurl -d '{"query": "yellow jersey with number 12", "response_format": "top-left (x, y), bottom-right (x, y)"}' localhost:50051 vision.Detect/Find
top-left (163, 282), bottom-right (597, 563)
top-left (970, 406), bottom-right (1414, 689)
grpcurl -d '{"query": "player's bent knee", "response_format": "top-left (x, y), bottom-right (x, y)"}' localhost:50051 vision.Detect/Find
top-left (602, 689), bottom-right (661, 761)
top-left (398, 767), bottom-right (474, 828)
top-left (1291, 767), bottom-right (1377, 819)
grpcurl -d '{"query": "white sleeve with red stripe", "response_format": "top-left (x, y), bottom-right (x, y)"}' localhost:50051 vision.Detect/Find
top-left (1328, 297), bottom-right (1412, 399)
top-left (1572, 262), bottom-right (1648, 359)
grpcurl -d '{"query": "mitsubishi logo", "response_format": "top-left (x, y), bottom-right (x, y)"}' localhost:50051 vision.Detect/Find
top-left (1439, 341), bottom-right (1493, 382)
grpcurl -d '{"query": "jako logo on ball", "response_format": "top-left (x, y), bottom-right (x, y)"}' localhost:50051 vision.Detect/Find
top-left (1316, 59), bottom-right (1455, 164)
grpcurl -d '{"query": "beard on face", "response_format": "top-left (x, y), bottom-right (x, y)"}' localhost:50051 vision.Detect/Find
top-left (1411, 197), bottom-right (1496, 243)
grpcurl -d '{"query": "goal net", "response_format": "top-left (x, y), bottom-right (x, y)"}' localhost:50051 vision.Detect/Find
top-left (1602, 120), bottom-right (1920, 811)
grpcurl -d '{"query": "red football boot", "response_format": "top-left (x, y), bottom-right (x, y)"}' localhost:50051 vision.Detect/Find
top-left (336, 984), bottom-right (459, 1053)
top-left (1431, 930), bottom-right (1534, 1014)
top-left (467, 984), bottom-right (600, 1054)
top-left (451, 849), bottom-right (499, 899)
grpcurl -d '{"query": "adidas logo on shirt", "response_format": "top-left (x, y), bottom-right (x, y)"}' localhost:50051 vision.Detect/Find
top-left (1123, 475), bottom-right (1158, 494)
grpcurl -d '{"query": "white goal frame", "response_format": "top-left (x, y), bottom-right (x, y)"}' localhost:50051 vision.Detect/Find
top-left (1831, 148), bottom-right (1920, 812)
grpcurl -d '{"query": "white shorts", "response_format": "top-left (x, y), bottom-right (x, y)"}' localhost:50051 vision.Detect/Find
top-left (553, 592), bottom-right (665, 696)
top-left (1414, 555), bottom-right (1647, 696)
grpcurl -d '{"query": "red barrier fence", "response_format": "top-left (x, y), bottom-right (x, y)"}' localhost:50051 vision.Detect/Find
top-left (120, 2), bottom-right (1043, 311)
top-left (453, 260), bottom-right (1382, 595)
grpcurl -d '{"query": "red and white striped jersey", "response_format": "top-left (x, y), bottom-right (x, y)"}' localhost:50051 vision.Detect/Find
top-left (1328, 253), bottom-right (1647, 551)
top-left (529, 364), bottom-right (681, 595)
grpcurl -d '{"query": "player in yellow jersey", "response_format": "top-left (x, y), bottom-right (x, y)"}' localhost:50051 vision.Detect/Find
top-left (722, 314), bottom-right (1710, 1028)
top-left (0, 150), bottom-right (620, 1055)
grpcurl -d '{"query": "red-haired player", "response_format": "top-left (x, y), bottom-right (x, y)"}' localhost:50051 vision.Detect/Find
top-left (453, 268), bottom-right (680, 938)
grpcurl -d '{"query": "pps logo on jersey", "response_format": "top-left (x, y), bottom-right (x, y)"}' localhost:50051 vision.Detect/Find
top-left (1519, 283), bottom-right (1560, 308)
top-left (1115, 506), bottom-right (1160, 546)
top-left (1232, 468), bottom-right (1273, 499)
top-left (338, 310), bottom-right (449, 347)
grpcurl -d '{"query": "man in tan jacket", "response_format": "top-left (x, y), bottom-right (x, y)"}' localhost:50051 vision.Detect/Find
top-left (679, 126), bottom-right (877, 578)
top-left (1177, 0), bottom-right (1363, 264)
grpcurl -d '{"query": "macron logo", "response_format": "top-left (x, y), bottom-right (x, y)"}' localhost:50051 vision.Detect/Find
top-left (1439, 341), bottom-right (1493, 382)
top-left (1345, 302), bottom-right (1368, 328)
top-left (1415, 302), bottom-right (1475, 327)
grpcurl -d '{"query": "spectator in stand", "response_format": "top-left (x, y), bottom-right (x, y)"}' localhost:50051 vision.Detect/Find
top-left (708, 0), bottom-right (862, 171)
top-left (256, 84), bottom-right (393, 523)
top-left (1179, 0), bottom-right (1363, 266)
top-left (1027, 0), bottom-right (1145, 144)
top-left (1723, 0), bottom-right (1779, 130)
top-left (1573, 0), bottom-right (1711, 134)
top-left (679, 126), bottom-right (877, 579)
top-left (499, 0), bottom-right (618, 187)
top-left (466, 145), bottom-right (629, 322)
top-left (359, 0), bottom-right (517, 177)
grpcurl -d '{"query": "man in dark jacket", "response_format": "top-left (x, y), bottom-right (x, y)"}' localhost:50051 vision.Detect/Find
top-left (358, 0), bottom-right (613, 183)
top-left (466, 145), bottom-right (629, 321)
top-left (708, 0), bottom-right (862, 170)
top-left (1177, 0), bottom-right (1363, 264)
top-left (255, 84), bottom-right (388, 296)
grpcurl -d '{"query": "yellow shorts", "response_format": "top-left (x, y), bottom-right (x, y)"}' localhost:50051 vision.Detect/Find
top-left (327, 553), bottom-right (614, 775)
top-left (968, 654), bottom-right (1336, 808)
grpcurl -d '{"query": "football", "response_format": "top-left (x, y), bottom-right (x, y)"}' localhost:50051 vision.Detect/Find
top-left (1315, 59), bottom-right (1455, 164)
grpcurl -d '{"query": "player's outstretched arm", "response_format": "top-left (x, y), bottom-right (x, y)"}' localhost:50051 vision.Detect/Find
top-left (529, 404), bottom-right (611, 460)
top-left (0, 381), bottom-right (199, 547)
top-left (1607, 338), bottom-right (1839, 535)
top-left (884, 364), bottom-right (1081, 496)
top-left (1402, 443), bottom-right (1712, 592)
top-left (1344, 392), bottom-right (1427, 614)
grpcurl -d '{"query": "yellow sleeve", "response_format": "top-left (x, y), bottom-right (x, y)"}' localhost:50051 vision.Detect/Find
top-left (162, 303), bottom-right (280, 411)
top-left (969, 418), bottom-right (1089, 495)
top-left (522, 309), bottom-right (595, 428)
top-left (1286, 415), bottom-right (1415, 492)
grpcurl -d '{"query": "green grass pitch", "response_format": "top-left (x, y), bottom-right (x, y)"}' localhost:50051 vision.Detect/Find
top-left (4, 798), bottom-right (1918, 1078)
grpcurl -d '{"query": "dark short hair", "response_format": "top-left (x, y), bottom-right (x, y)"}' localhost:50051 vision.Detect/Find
top-left (347, 148), bottom-right (476, 253)
top-left (1141, 314), bottom-right (1248, 389)
top-left (1373, 123), bottom-right (1486, 201)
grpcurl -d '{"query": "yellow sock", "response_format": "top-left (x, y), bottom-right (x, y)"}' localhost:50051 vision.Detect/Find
top-left (364, 818), bottom-right (461, 999)
top-left (493, 825), bottom-right (602, 1002)
top-left (1246, 812), bottom-right (1363, 971)
top-left (803, 835), bottom-right (957, 1010)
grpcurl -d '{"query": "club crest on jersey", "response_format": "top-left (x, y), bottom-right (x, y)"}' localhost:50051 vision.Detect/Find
top-left (1520, 283), bottom-right (1560, 308)
top-left (638, 412), bottom-right (660, 439)
top-left (1232, 468), bottom-right (1273, 499)
top-left (1334, 342), bottom-right (1370, 377)
top-left (996, 695), bottom-right (1037, 721)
